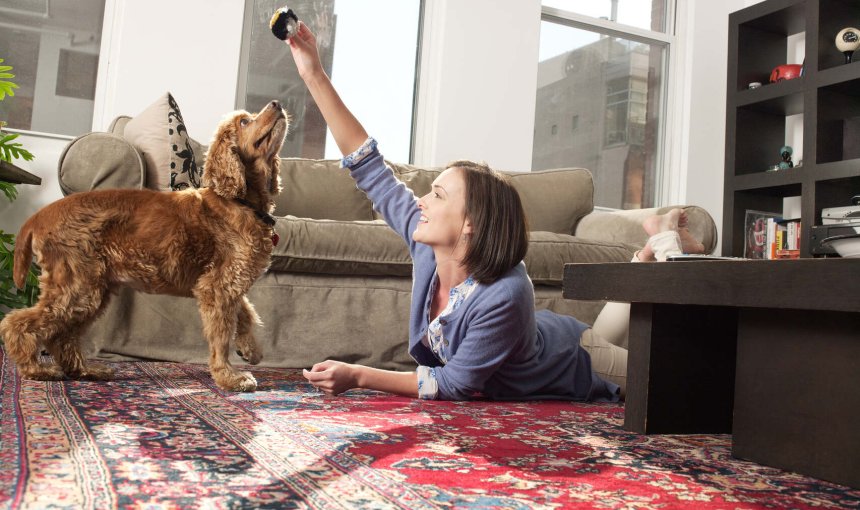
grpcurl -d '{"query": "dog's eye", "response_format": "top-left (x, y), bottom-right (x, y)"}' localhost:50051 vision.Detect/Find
top-left (240, 118), bottom-right (251, 127)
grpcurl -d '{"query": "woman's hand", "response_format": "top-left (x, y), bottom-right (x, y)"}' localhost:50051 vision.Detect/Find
top-left (303, 360), bottom-right (359, 396)
top-left (286, 21), bottom-right (325, 82)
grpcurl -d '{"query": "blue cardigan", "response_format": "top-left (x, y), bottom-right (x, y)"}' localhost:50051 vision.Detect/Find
top-left (348, 148), bottom-right (620, 402)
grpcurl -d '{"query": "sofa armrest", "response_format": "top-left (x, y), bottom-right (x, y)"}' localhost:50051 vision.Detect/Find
top-left (573, 205), bottom-right (718, 254)
top-left (526, 232), bottom-right (638, 286)
top-left (58, 132), bottom-right (146, 196)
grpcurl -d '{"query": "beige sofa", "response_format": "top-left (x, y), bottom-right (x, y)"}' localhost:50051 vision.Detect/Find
top-left (57, 116), bottom-right (718, 371)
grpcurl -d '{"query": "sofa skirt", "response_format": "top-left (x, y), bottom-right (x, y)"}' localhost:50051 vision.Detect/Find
top-left (84, 272), bottom-right (606, 371)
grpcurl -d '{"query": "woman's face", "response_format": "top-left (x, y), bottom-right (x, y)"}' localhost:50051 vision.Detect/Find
top-left (413, 167), bottom-right (472, 249)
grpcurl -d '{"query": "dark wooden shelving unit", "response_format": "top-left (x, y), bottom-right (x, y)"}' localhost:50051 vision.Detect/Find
top-left (724, 0), bottom-right (860, 257)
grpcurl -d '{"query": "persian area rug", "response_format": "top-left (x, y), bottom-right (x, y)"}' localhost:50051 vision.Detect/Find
top-left (1, 347), bottom-right (858, 510)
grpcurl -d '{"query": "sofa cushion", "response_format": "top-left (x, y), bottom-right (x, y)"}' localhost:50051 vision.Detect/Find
top-left (122, 92), bottom-right (201, 191)
top-left (386, 163), bottom-right (594, 235)
top-left (58, 132), bottom-right (146, 196)
top-left (270, 216), bottom-right (411, 276)
top-left (269, 217), bottom-right (637, 285)
top-left (275, 158), bottom-right (375, 221)
top-left (524, 231), bottom-right (637, 286)
top-left (508, 168), bottom-right (593, 235)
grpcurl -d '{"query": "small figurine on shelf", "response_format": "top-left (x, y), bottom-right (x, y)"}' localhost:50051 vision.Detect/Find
top-left (779, 145), bottom-right (794, 170)
top-left (836, 27), bottom-right (860, 64)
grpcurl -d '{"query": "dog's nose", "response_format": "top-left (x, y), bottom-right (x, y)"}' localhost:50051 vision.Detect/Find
top-left (270, 100), bottom-right (282, 110)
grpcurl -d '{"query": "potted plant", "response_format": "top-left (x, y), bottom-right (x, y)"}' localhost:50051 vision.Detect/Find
top-left (1, 58), bottom-right (40, 322)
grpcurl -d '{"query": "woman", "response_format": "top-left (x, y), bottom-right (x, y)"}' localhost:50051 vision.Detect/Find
top-left (288, 22), bottom-right (702, 401)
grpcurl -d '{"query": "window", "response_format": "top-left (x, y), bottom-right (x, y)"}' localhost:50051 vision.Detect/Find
top-left (238, 0), bottom-right (421, 163)
top-left (533, 1), bottom-right (671, 210)
top-left (0, 0), bottom-right (106, 136)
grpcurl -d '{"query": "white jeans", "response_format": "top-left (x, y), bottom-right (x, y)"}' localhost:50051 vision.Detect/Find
top-left (580, 231), bottom-right (683, 399)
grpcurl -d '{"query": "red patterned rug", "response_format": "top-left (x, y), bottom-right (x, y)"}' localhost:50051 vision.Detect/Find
top-left (1, 347), bottom-right (858, 509)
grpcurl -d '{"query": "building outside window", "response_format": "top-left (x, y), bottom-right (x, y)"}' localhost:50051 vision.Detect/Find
top-left (238, 0), bottom-right (421, 163)
top-left (533, 0), bottom-right (672, 210)
top-left (0, 0), bottom-right (106, 137)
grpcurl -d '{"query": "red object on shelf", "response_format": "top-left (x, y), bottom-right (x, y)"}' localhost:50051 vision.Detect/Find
top-left (769, 64), bottom-right (802, 83)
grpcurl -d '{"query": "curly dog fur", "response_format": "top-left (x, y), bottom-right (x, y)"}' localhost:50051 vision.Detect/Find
top-left (0, 101), bottom-right (288, 392)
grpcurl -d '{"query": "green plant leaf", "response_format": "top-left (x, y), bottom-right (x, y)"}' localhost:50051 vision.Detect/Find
top-left (0, 181), bottom-right (19, 202)
top-left (0, 58), bottom-right (19, 101)
top-left (0, 81), bottom-right (17, 101)
top-left (0, 136), bottom-right (34, 163)
top-left (0, 228), bottom-right (40, 322)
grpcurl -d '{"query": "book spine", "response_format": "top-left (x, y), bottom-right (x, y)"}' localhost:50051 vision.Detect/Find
top-left (767, 218), bottom-right (775, 260)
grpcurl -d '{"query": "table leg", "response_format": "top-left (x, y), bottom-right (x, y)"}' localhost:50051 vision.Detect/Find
top-left (733, 308), bottom-right (860, 489)
top-left (624, 303), bottom-right (738, 434)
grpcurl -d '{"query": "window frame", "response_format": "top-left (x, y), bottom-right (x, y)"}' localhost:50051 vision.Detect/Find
top-left (539, 3), bottom-right (677, 209)
top-left (234, 0), bottom-right (424, 164)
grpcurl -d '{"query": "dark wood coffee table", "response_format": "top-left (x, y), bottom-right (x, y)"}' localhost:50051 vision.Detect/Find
top-left (563, 258), bottom-right (860, 489)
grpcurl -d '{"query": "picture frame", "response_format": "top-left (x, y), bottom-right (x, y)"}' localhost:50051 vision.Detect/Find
top-left (743, 210), bottom-right (781, 259)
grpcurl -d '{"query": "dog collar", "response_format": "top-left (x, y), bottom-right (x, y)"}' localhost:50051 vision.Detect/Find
top-left (234, 198), bottom-right (276, 227)
top-left (234, 198), bottom-right (279, 246)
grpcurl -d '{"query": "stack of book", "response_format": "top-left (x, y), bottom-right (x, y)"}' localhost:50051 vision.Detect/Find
top-left (767, 217), bottom-right (801, 259)
top-left (743, 210), bottom-right (800, 259)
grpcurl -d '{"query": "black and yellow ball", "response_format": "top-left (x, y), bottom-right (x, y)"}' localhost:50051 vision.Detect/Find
top-left (270, 7), bottom-right (299, 40)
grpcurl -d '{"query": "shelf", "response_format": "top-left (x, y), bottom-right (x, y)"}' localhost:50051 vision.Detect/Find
top-left (817, 0), bottom-right (860, 71)
top-left (816, 60), bottom-right (860, 87)
top-left (733, 168), bottom-right (804, 191)
top-left (725, 0), bottom-right (860, 258)
top-left (0, 160), bottom-right (41, 185)
top-left (732, 0), bottom-right (807, 92)
top-left (814, 159), bottom-right (860, 180)
top-left (816, 76), bottom-right (860, 164)
top-left (735, 78), bottom-right (805, 114)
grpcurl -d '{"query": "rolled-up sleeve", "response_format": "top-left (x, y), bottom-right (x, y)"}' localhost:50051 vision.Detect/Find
top-left (416, 366), bottom-right (439, 400)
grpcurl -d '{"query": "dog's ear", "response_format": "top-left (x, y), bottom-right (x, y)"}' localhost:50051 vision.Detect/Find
top-left (203, 118), bottom-right (246, 199)
top-left (269, 154), bottom-right (282, 195)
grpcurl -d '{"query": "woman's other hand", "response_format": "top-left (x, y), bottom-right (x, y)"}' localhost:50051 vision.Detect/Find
top-left (303, 360), bottom-right (358, 396)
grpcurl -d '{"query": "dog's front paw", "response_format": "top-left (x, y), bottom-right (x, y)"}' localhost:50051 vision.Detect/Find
top-left (235, 348), bottom-right (262, 366)
top-left (78, 363), bottom-right (116, 381)
top-left (21, 363), bottom-right (65, 381)
top-left (215, 369), bottom-right (258, 392)
top-left (235, 336), bottom-right (263, 365)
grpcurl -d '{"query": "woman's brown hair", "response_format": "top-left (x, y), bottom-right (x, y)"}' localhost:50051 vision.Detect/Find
top-left (449, 160), bottom-right (529, 283)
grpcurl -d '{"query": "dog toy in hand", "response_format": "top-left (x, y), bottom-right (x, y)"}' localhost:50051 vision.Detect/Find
top-left (270, 7), bottom-right (299, 40)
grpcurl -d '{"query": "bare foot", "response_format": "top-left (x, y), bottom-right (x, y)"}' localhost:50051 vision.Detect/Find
top-left (642, 208), bottom-right (683, 236)
top-left (678, 228), bottom-right (705, 254)
top-left (641, 208), bottom-right (705, 255)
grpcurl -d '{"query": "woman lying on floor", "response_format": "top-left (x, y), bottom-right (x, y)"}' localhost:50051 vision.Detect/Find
top-left (286, 22), bottom-right (705, 402)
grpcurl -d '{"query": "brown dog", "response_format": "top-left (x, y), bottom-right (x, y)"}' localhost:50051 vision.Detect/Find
top-left (0, 101), bottom-right (288, 392)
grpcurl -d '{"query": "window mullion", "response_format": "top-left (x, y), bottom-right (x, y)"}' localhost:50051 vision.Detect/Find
top-left (541, 7), bottom-right (672, 46)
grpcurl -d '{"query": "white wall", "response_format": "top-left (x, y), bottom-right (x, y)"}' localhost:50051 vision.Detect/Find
top-left (413, 0), bottom-right (542, 171)
top-left (1, 0), bottom-right (244, 235)
top-left (94, 0), bottom-right (245, 143)
top-left (3, 0), bottom-right (757, 248)
top-left (671, 0), bottom-right (749, 252)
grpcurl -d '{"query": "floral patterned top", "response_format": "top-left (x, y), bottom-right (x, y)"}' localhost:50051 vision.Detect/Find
top-left (417, 274), bottom-right (478, 399)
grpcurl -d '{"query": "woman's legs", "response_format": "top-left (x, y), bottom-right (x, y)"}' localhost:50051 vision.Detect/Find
top-left (580, 328), bottom-right (627, 398)
top-left (585, 208), bottom-right (705, 387)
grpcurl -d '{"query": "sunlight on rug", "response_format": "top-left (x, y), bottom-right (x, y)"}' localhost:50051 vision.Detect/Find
top-left (1, 346), bottom-right (858, 509)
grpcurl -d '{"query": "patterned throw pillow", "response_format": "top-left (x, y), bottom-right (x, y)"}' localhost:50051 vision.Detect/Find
top-left (123, 92), bottom-right (202, 191)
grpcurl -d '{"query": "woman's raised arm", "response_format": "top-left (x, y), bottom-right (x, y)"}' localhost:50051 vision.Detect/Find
top-left (287, 21), bottom-right (368, 156)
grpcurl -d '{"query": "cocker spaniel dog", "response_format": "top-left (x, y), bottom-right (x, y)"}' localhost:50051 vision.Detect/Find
top-left (0, 101), bottom-right (288, 392)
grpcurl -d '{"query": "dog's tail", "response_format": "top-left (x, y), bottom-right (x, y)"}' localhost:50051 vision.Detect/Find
top-left (13, 219), bottom-right (35, 289)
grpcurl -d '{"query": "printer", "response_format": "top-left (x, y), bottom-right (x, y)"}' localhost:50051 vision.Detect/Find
top-left (811, 197), bottom-right (860, 255)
